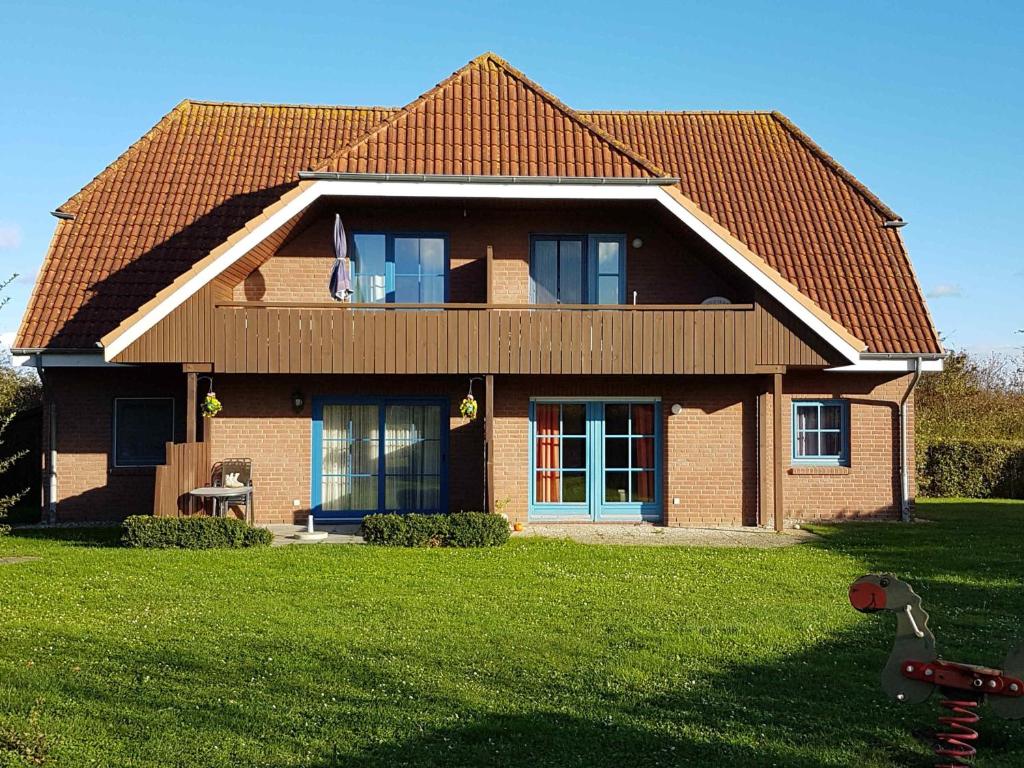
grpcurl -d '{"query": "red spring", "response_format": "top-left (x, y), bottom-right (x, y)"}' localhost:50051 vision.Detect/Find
top-left (934, 698), bottom-right (980, 768)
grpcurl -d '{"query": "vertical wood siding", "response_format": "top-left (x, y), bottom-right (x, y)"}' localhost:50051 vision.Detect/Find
top-left (115, 299), bottom-right (840, 371)
top-left (152, 440), bottom-right (212, 517)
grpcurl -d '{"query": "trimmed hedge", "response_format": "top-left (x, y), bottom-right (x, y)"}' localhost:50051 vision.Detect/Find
top-left (121, 515), bottom-right (274, 549)
top-left (362, 512), bottom-right (510, 548)
top-left (918, 439), bottom-right (1024, 499)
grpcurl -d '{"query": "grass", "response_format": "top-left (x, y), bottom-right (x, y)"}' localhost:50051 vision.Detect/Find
top-left (1, 500), bottom-right (1022, 767)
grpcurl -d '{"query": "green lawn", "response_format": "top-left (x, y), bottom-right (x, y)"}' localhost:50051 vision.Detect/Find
top-left (1, 500), bottom-right (1022, 767)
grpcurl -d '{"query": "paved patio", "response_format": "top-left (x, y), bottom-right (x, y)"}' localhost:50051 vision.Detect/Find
top-left (267, 524), bottom-right (364, 546)
top-left (267, 522), bottom-right (816, 548)
top-left (513, 523), bottom-right (817, 547)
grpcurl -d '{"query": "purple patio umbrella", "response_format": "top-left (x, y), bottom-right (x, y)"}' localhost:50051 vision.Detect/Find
top-left (329, 213), bottom-right (353, 301)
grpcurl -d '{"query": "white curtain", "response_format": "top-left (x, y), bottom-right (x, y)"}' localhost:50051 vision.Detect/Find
top-left (322, 405), bottom-right (379, 511)
top-left (384, 405), bottom-right (441, 510)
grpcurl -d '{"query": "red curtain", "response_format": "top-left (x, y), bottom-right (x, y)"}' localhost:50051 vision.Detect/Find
top-left (536, 405), bottom-right (561, 502)
top-left (633, 405), bottom-right (654, 499)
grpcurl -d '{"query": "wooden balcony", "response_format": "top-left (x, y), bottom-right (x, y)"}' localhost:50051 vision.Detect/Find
top-left (199, 301), bottom-right (824, 375)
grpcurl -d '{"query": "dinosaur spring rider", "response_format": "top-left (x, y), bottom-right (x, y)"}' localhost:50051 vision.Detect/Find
top-left (849, 574), bottom-right (1024, 766)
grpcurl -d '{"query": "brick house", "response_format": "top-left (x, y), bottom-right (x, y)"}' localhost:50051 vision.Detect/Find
top-left (14, 53), bottom-right (943, 529)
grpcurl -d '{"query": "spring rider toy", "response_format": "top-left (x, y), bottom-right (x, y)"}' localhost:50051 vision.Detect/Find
top-left (849, 574), bottom-right (1023, 766)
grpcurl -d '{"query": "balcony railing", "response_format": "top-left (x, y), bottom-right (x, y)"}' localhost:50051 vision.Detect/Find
top-left (210, 302), bottom-right (774, 375)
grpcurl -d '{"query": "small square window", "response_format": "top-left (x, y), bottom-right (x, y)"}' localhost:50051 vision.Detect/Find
top-left (792, 400), bottom-right (849, 466)
top-left (114, 398), bottom-right (175, 467)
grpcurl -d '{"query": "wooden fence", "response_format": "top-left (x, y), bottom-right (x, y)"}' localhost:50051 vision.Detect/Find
top-left (152, 440), bottom-right (212, 517)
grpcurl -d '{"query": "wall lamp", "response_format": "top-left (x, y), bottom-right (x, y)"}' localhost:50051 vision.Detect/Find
top-left (291, 390), bottom-right (306, 413)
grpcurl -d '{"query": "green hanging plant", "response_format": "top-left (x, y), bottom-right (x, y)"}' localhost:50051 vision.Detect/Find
top-left (201, 391), bottom-right (223, 418)
top-left (459, 394), bottom-right (478, 420)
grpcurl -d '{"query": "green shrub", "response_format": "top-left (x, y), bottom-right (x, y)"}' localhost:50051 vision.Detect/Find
top-left (361, 512), bottom-right (509, 547)
top-left (0, 523), bottom-right (10, 537)
top-left (242, 526), bottom-right (274, 547)
top-left (918, 439), bottom-right (1024, 499)
top-left (405, 514), bottom-right (449, 547)
top-left (361, 513), bottom-right (408, 546)
top-left (446, 511), bottom-right (511, 548)
top-left (121, 515), bottom-right (273, 549)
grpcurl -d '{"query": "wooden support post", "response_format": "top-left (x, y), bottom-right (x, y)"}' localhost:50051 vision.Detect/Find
top-left (485, 374), bottom-right (495, 513)
top-left (186, 371), bottom-right (197, 444)
top-left (485, 245), bottom-right (494, 305)
top-left (772, 371), bottom-right (785, 533)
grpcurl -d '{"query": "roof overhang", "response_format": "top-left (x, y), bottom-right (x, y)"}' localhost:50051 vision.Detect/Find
top-left (298, 171), bottom-right (682, 186)
top-left (101, 176), bottom-right (871, 365)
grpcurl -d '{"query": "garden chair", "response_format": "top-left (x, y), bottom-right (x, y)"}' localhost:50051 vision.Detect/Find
top-left (211, 458), bottom-right (254, 523)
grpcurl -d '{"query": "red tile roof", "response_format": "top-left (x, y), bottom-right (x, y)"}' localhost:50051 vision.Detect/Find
top-left (320, 54), bottom-right (666, 179)
top-left (585, 110), bottom-right (939, 354)
top-left (16, 54), bottom-right (940, 354)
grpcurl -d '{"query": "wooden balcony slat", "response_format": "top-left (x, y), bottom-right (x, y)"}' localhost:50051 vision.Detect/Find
top-left (203, 303), bottom-right (837, 375)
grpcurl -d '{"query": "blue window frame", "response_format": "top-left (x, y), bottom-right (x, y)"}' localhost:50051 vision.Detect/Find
top-left (529, 234), bottom-right (626, 304)
top-left (113, 397), bottom-right (175, 467)
top-left (792, 400), bottom-right (850, 466)
top-left (350, 232), bottom-right (448, 304)
top-left (529, 399), bottom-right (660, 521)
top-left (311, 396), bottom-right (448, 521)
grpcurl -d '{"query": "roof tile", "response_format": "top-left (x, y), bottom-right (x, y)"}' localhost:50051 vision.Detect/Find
top-left (15, 58), bottom-right (939, 354)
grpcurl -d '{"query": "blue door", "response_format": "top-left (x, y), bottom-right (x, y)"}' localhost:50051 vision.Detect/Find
top-left (312, 397), bottom-right (448, 521)
top-left (529, 400), bottom-right (660, 522)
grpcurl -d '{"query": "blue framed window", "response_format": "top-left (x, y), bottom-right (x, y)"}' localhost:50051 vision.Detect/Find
top-left (350, 233), bottom-right (448, 304)
top-left (529, 399), bottom-right (660, 521)
top-left (312, 397), bottom-right (448, 521)
top-left (113, 397), bottom-right (175, 467)
top-left (530, 234), bottom-right (626, 304)
top-left (792, 400), bottom-right (849, 466)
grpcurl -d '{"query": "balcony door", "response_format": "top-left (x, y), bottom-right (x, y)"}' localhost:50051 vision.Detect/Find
top-left (530, 235), bottom-right (626, 305)
top-left (312, 397), bottom-right (447, 521)
top-left (529, 400), bottom-right (660, 521)
top-left (350, 233), bottom-right (447, 304)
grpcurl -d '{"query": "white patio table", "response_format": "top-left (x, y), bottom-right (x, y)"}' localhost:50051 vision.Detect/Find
top-left (189, 486), bottom-right (249, 520)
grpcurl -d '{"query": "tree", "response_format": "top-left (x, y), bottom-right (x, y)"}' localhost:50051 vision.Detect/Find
top-left (0, 274), bottom-right (40, 518)
top-left (916, 345), bottom-right (1024, 443)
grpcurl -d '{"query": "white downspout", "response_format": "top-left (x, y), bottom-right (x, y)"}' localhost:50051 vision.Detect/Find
top-left (899, 358), bottom-right (923, 522)
top-left (48, 401), bottom-right (57, 524)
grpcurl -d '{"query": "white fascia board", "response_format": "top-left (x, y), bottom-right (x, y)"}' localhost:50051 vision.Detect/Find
top-left (34, 352), bottom-right (130, 368)
top-left (828, 358), bottom-right (944, 373)
top-left (104, 183), bottom-right (323, 360)
top-left (104, 178), bottom-right (860, 362)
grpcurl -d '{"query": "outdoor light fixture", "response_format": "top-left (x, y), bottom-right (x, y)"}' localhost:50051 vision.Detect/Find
top-left (671, 403), bottom-right (683, 415)
top-left (291, 390), bottom-right (305, 413)
top-left (632, 237), bottom-right (644, 249)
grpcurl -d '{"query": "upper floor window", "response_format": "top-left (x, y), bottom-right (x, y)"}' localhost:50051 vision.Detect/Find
top-left (530, 235), bottom-right (626, 305)
top-left (114, 397), bottom-right (175, 467)
top-left (792, 400), bottom-right (849, 466)
top-left (351, 233), bottom-right (447, 304)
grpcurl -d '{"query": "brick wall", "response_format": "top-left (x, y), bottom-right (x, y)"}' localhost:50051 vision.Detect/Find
top-left (232, 200), bottom-right (746, 306)
top-left (45, 367), bottom-right (915, 526)
top-left (208, 375), bottom-right (483, 523)
top-left (45, 367), bottom-right (185, 521)
top-left (777, 372), bottom-right (914, 522)
top-left (492, 376), bottom-right (759, 527)
top-left (493, 372), bottom-right (913, 526)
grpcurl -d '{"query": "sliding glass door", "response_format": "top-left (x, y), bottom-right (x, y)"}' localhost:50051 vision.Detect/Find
top-left (313, 398), bottom-right (447, 521)
top-left (529, 400), bottom-right (660, 521)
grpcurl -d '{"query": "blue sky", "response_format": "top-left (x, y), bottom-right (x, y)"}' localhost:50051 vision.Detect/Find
top-left (1, 1), bottom-right (1021, 355)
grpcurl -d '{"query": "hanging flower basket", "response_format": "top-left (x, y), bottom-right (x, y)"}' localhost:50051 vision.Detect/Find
top-left (201, 391), bottom-right (223, 418)
top-left (459, 394), bottom-right (478, 420)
